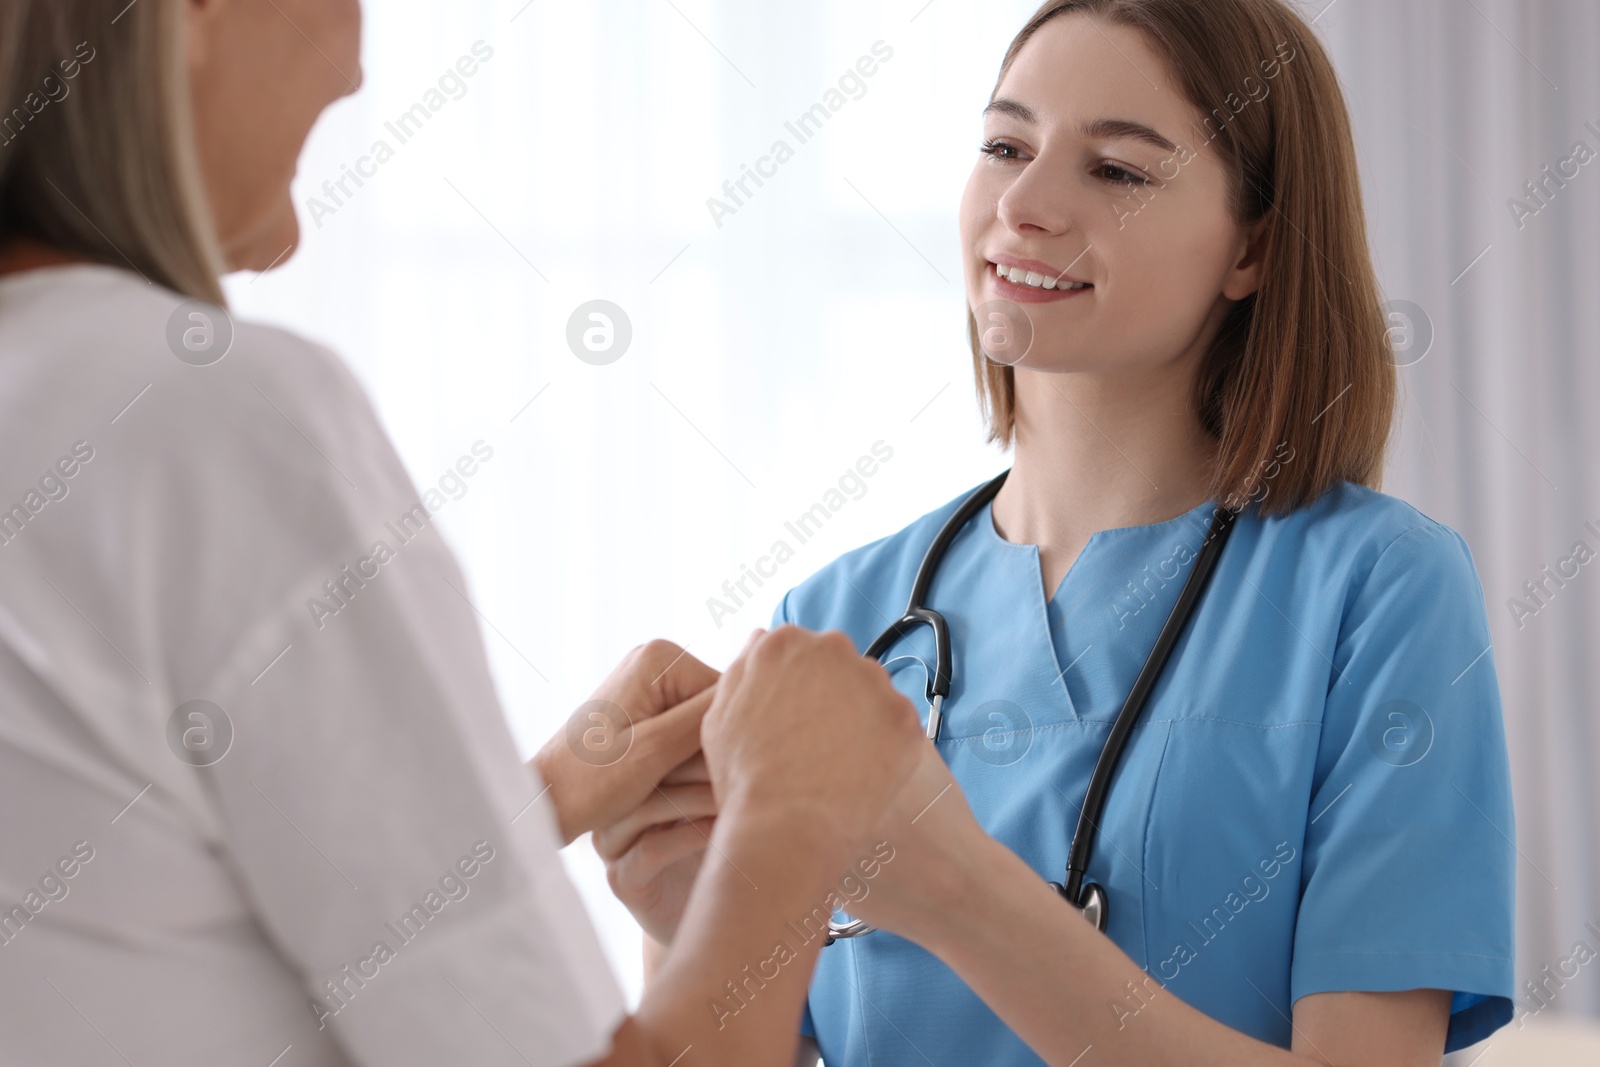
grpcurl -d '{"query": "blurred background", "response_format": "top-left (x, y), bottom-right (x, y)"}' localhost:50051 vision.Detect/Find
top-left (224, 0), bottom-right (1600, 1059)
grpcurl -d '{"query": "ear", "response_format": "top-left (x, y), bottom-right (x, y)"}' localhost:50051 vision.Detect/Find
top-left (1221, 216), bottom-right (1270, 301)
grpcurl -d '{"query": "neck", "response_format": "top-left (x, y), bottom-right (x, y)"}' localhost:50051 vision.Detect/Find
top-left (0, 239), bottom-right (85, 278)
top-left (990, 365), bottom-right (1219, 553)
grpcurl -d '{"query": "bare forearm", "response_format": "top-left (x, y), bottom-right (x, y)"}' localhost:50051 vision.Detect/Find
top-left (918, 837), bottom-right (1323, 1067)
top-left (633, 804), bottom-right (850, 1067)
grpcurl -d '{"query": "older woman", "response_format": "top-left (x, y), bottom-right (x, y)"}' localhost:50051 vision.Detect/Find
top-left (0, 3), bottom-right (924, 1066)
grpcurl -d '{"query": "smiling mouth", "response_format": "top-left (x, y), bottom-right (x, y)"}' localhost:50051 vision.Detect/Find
top-left (989, 261), bottom-right (1092, 291)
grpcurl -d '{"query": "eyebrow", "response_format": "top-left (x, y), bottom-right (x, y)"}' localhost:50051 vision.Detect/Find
top-left (983, 98), bottom-right (1178, 153)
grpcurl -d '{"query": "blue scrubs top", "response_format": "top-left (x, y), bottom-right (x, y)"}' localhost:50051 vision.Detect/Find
top-left (771, 479), bottom-right (1515, 1064)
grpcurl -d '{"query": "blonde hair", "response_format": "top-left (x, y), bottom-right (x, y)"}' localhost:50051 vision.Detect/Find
top-left (0, 0), bottom-right (225, 304)
top-left (973, 0), bottom-right (1396, 517)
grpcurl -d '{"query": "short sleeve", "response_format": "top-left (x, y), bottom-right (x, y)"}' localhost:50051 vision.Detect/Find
top-left (198, 543), bottom-right (627, 1066)
top-left (0, 271), bottom-right (622, 1066)
top-left (141, 331), bottom-right (627, 1065)
top-left (1291, 524), bottom-right (1515, 1053)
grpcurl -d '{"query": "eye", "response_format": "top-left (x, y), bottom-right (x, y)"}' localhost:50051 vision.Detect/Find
top-left (1097, 162), bottom-right (1150, 186)
top-left (979, 138), bottom-right (1022, 161)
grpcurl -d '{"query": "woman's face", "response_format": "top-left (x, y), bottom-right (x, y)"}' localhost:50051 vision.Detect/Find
top-left (959, 13), bottom-right (1263, 377)
top-left (187, 0), bottom-right (363, 271)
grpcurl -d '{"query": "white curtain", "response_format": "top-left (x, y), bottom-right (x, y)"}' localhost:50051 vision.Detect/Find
top-left (1312, 0), bottom-right (1600, 1037)
top-left (227, 0), bottom-right (1599, 1033)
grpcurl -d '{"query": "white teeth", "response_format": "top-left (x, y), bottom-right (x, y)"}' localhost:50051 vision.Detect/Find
top-left (993, 262), bottom-right (1088, 291)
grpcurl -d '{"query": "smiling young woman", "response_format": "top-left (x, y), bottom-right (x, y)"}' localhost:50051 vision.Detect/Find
top-left (597, 2), bottom-right (1516, 1066)
top-left (967, 0), bottom-right (1395, 533)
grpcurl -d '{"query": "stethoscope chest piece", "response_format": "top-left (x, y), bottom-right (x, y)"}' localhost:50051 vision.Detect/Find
top-left (1050, 878), bottom-right (1109, 933)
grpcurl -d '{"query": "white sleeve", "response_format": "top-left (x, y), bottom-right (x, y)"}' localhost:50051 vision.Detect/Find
top-left (139, 328), bottom-right (627, 1065)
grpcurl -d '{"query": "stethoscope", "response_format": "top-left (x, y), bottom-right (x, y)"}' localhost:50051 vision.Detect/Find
top-left (826, 468), bottom-right (1238, 943)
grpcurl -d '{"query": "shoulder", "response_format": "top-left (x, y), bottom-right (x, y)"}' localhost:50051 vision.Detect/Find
top-left (1250, 485), bottom-right (1497, 709)
top-left (0, 266), bottom-right (438, 695)
top-left (1260, 480), bottom-right (1470, 558)
top-left (1253, 481), bottom-right (1483, 617)
top-left (0, 266), bottom-right (419, 601)
top-left (0, 265), bottom-right (394, 496)
top-left (1, 265), bottom-right (368, 430)
top-left (775, 480), bottom-right (986, 647)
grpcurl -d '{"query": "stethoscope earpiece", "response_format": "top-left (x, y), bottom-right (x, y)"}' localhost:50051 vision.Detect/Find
top-left (825, 916), bottom-right (872, 942)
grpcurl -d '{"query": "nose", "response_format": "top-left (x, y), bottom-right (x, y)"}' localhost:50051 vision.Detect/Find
top-left (995, 157), bottom-right (1074, 237)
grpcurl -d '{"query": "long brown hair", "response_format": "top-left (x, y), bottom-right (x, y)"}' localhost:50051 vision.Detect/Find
top-left (972, 0), bottom-right (1395, 516)
top-left (0, 0), bottom-right (225, 304)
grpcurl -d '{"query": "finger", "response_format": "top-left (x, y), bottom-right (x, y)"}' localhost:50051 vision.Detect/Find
top-left (661, 751), bottom-right (708, 787)
top-left (609, 818), bottom-right (715, 894)
top-left (593, 783), bottom-right (718, 861)
top-left (629, 686), bottom-right (716, 779)
top-left (629, 640), bottom-right (721, 713)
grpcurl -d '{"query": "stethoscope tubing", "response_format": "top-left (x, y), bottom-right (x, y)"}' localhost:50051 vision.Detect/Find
top-left (1057, 501), bottom-right (1239, 909)
top-left (829, 471), bottom-right (1237, 943)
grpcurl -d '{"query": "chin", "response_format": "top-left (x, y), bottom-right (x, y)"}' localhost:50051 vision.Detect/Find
top-left (1011, 344), bottom-right (1109, 376)
top-left (226, 201), bottom-right (302, 275)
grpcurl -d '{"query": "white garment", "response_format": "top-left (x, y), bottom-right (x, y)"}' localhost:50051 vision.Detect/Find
top-left (0, 265), bottom-right (624, 1067)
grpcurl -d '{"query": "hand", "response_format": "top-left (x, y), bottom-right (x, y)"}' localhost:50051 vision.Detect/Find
top-left (702, 626), bottom-right (924, 854)
top-left (593, 751), bottom-right (716, 946)
top-left (533, 640), bottom-right (718, 845)
top-left (836, 737), bottom-right (991, 945)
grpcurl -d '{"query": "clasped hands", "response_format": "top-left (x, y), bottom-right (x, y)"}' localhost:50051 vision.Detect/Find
top-left (530, 628), bottom-right (992, 954)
